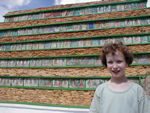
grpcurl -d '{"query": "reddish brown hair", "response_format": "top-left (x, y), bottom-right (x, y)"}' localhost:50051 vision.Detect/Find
top-left (101, 41), bottom-right (134, 67)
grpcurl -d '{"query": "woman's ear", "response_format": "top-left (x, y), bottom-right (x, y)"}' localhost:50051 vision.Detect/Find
top-left (126, 63), bottom-right (128, 67)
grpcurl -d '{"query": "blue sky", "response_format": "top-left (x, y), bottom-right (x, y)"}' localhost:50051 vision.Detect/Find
top-left (0, 0), bottom-right (103, 22)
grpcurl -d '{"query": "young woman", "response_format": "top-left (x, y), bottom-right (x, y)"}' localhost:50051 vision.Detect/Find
top-left (90, 41), bottom-right (150, 113)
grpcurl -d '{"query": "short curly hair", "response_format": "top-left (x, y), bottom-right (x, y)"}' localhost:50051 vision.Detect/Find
top-left (101, 41), bottom-right (134, 67)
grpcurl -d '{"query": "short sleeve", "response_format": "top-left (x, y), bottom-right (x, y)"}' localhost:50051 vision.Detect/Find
top-left (89, 85), bottom-right (103, 113)
top-left (137, 87), bottom-right (150, 113)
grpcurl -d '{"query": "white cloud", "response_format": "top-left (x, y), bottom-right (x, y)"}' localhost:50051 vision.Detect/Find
top-left (0, 7), bottom-right (8, 22)
top-left (0, 0), bottom-right (31, 22)
top-left (55, 0), bottom-right (102, 5)
top-left (55, 0), bottom-right (61, 5)
top-left (147, 0), bottom-right (150, 7)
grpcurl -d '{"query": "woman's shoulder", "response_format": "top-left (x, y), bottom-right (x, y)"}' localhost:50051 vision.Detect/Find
top-left (131, 82), bottom-right (150, 104)
top-left (131, 82), bottom-right (146, 96)
top-left (131, 82), bottom-right (144, 91)
top-left (96, 82), bottom-right (107, 89)
top-left (95, 82), bottom-right (107, 94)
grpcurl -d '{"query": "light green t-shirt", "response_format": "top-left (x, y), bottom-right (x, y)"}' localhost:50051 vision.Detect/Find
top-left (90, 82), bottom-right (150, 113)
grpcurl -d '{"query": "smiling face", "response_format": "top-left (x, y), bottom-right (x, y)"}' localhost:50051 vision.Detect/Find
top-left (106, 51), bottom-right (128, 78)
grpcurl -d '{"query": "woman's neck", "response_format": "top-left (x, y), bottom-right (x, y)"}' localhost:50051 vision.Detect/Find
top-left (109, 76), bottom-right (128, 84)
top-left (108, 77), bottom-right (132, 92)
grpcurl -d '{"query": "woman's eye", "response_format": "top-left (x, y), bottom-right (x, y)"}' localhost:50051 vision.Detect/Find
top-left (117, 60), bottom-right (122, 63)
top-left (108, 61), bottom-right (113, 64)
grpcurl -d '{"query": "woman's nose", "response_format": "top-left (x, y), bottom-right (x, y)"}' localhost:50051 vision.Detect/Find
top-left (112, 62), bottom-right (118, 68)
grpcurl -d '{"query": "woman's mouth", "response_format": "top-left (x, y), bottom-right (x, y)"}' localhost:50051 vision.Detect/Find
top-left (112, 70), bottom-right (120, 75)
